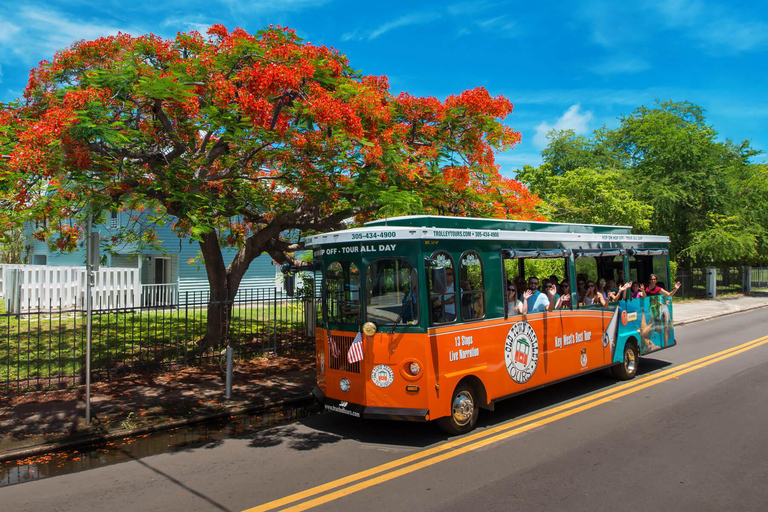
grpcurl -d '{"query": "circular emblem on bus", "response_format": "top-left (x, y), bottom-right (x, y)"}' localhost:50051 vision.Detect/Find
top-left (580, 348), bottom-right (588, 367)
top-left (504, 321), bottom-right (539, 384)
top-left (371, 365), bottom-right (395, 388)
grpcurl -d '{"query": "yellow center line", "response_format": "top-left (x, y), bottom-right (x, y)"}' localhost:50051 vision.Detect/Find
top-left (244, 334), bottom-right (768, 512)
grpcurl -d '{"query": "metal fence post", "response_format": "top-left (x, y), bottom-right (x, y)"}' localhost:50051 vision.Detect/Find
top-left (184, 291), bottom-right (189, 365)
top-left (224, 346), bottom-right (233, 399)
top-left (273, 288), bottom-right (278, 353)
top-left (742, 266), bottom-right (752, 294)
top-left (705, 267), bottom-right (716, 298)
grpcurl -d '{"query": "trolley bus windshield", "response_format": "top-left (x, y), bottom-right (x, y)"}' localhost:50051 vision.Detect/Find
top-left (365, 259), bottom-right (418, 325)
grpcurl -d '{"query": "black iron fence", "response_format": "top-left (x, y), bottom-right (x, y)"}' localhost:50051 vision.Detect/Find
top-left (1, 289), bottom-right (317, 392)
top-left (2, 267), bottom-right (767, 393)
top-left (675, 266), bottom-right (768, 300)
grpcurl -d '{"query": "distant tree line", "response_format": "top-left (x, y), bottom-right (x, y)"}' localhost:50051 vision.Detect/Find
top-left (516, 100), bottom-right (768, 268)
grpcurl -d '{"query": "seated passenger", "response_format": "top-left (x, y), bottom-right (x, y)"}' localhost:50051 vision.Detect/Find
top-left (434, 268), bottom-right (457, 321)
top-left (582, 280), bottom-right (607, 307)
top-left (507, 282), bottom-right (530, 315)
top-left (555, 281), bottom-right (572, 309)
top-left (608, 281), bottom-right (633, 301)
top-left (526, 277), bottom-right (550, 313)
top-left (629, 281), bottom-right (645, 298)
top-left (576, 278), bottom-right (586, 302)
top-left (514, 276), bottom-right (527, 295)
top-left (543, 281), bottom-right (560, 312)
top-left (644, 274), bottom-right (681, 297)
top-left (597, 279), bottom-right (608, 301)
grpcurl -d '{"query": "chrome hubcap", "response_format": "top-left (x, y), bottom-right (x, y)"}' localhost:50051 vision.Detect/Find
top-left (451, 390), bottom-right (474, 426)
top-left (624, 348), bottom-right (636, 374)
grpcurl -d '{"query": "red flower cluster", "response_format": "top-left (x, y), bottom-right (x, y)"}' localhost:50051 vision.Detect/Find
top-left (0, 24), bottom-right (543, 258)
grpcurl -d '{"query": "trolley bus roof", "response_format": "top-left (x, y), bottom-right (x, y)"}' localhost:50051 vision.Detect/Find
top-left (306, 216), bottom-right (669, 247)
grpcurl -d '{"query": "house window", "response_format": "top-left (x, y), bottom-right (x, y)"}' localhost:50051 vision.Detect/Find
top-left (33, 255), bottom-right (47, 265)
top-left (110, 212), bottom-right (119, 229)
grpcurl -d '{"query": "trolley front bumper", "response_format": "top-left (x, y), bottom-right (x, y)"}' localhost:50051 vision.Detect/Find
top-left (313, 387), bottom-right (429, 422)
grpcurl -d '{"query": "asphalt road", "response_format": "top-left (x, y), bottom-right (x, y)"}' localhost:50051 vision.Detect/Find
top-left (2, 308), bottom-right (767, 512)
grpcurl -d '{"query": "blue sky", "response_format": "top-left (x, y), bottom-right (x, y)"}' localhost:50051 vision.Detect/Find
top-left (1, 0), bottom-right (767, 176)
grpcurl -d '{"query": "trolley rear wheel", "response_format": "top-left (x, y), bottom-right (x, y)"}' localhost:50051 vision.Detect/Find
top-left (611, 341), bottom-right (639, 380)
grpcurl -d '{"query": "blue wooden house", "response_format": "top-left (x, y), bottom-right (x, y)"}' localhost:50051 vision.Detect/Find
top-left (24, 211), bottom-right (282, 304)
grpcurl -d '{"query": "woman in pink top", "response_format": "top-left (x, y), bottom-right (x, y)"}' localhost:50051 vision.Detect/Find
top-left (644, 274), bottom-right (681, 297)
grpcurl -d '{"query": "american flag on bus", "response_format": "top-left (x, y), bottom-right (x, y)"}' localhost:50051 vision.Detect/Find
top-left (347, 331), bottom-right (364, 364)
top-left (327, 330), bottom-right (339, 358)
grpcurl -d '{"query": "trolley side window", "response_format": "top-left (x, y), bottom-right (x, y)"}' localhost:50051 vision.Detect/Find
top-left (324, 260), bottom-right (361, 324)
top-left (427, 251), bottom-right (457, 325)
top-left (365, 259), bottom-right (419, 325)
top-left (459, 251), bottom-right (485, 321)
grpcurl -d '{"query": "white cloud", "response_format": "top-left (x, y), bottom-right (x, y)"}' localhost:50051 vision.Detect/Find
top-left (4, 89), bottom-right (22, 101)
top-left (533, 104), bottom-right (593, 149)
top-left (0, 7), bottom-right (141, 64)
top-left (342, 12), bottom-right (442, 41)
top-left (649, 0), bottom-right (768, 54)
top-left (446, 0), bottom-right (496, 16)
top-left (0, 18), bottom-right (21, 44)
top-left (475, 15), bottom-right (517, 35)
top-left (576, 1), bottom-right (768, 56)
top-left (693, 19), bottom-right (768, 54)
top-left (220, 0), bottom-right (331, 16)
top-left (589, 57), bottom-right (650, 75)
top-left (162, 16), bottom-right (211, 34)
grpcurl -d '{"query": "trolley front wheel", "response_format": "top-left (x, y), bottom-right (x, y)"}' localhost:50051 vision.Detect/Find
top-left (437, 382), bottom-right (479, 435)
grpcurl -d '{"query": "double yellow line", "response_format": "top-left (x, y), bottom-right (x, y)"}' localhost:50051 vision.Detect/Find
top-left (244, 334), bottom-right (768, 512)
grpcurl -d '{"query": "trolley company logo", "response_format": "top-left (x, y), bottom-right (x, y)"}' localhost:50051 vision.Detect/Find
top-left (580, 348), bottom-right (588, 368)
top-left (371, 364), bottom-right (395, 388)
top-left (504, 322), bottom-right (539, 384)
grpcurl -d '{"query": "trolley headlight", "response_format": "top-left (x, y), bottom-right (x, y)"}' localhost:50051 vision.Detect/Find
top-left (362, 322), bottom-right (377, 336)
top-left (339, 378), bottom-right (351, 392)
top-left (409, 362), bottom-right (421, 376)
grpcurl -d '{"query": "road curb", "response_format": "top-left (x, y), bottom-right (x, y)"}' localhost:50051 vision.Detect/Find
top-left (0, 391), bottom-right (316, 463)
top-left (674, 302), bottom-right (768, 326)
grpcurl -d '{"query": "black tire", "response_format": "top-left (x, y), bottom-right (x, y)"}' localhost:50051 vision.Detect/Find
top-left (611, 341), bottom-right (639, 380)
top-left (437, 382), bottom-right (480, 435)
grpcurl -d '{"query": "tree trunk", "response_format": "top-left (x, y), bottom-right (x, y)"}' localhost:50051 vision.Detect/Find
top-left (199, 231), bottom-right (260, 350)
top-left (200, 233), bottom-right (232, 350)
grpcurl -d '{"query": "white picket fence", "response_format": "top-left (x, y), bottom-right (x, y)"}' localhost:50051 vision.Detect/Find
top-left (0, 264), bottom-right (141, 312)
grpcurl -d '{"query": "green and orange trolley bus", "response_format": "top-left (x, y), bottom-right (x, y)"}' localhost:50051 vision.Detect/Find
top-left (307, 216), bottom-right (676, 434)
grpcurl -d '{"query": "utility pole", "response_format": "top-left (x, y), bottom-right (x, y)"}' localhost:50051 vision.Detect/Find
top-left (85, 215), bottom-right (99, 425)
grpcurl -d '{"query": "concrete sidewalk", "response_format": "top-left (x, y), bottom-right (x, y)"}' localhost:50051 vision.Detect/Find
top-left (672, 291), bottom-right (768, 325)
top-left (1, 292), bottom-right (766, 462)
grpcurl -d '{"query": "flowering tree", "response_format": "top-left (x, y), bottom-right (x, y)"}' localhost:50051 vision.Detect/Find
top-left (0, 26), bottom-right (540, 347)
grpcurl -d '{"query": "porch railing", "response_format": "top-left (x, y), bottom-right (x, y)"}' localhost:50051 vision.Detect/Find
top-left (141, 283), bottom-right (179, 308)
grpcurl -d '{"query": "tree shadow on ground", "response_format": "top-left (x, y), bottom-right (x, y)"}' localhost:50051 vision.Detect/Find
top-left (0, 352), bottom-right (317, 452)
top-left (247, 424), bottom-right (342, 450)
